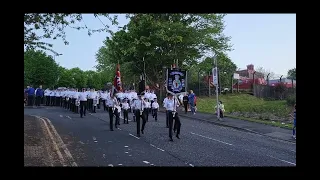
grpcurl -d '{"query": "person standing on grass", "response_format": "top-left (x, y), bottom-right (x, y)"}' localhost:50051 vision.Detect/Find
top-left (188, 90), bottom-right (196, 115)
top-left (290, 104), bottom-right (296, 139)
top-left (214, 101), bottom-right (225, 118)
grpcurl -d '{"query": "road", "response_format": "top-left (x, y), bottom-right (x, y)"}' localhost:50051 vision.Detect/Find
top-left (24, 106), bottom-right (296, 166)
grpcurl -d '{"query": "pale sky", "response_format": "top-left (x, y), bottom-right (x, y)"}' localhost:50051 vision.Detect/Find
top-left (43, 14), bottom-right (296, 77)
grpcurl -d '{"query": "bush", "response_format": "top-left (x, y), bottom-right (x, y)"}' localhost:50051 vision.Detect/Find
top-left (286, 94), bottom-right (296, 106)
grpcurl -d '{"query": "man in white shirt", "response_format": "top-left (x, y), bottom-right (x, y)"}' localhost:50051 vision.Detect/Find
top-left (164, 93), bottom-right (181, 141)
top-left (74, 89), bottom-right (80, 113)
top-left (151, 98), bottom-right (159, 121)
top-left (66, 89), bottom-right (72, 110)
top-left (55, 89), bottom-right (61, 107)
top-left (133, 93), bottom-right (147, 137)
top-left (144, 98), bottom-right (151, 122)
top-left (88, 89), bottom-right (94, 112)
top-left (106, 92), bottom-right (120, 131)
top-left (163, 94), bottom-right (169, 128)
top-left (70, 89), bottom-right (76, 113)
top-left (78, 89), bottom-right (88, 118)
top-left (44, 88), bottom-right (51, 106)
top-left (91, 89), bottom-right (98, 113)
top-left (101, 90), bottom-right (108, 111)
top-left (49, 90), bottom-right (55, 106)
top-left (122, 98), bottom-right (130, 124)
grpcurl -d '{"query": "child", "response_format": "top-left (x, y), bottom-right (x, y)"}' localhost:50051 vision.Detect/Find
top-left (151, 98), bottom-right (159, 121)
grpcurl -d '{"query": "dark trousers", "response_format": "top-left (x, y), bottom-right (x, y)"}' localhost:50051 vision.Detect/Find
top-left (88, 99), bottom-right (93, 112)
top-left (102, 100), bottom-right (107, 111)
top-left (35, 96), bottom-right (41, 106)
top-left (152, 108), bottom-right (158, 121)
top-left (168, 111), bottom-right (181, 138)
top-left (45, 96), bottom-right (50, 106)
top-left (50, 96), bottom-right (55, 106)
top-left (63, 97), bottom-right (67, 108)
top-left (183, 102), bottom-right (188, 113)
top-left (144, 108), bottom-right (150, 121)
top-left (67, 99), bottom-right (71, 110)
top-left (56, 97), bottom-right (61, 106)
top-left (97, 99), bottom-right (101, 109)
top-left (132, 109), bottom-right (136, 122)
top-left (108, 107), bottom-right (119, 130)
top-left (27, 95), bottom-right (34, 106)
top-left (150, 101), bottom-right (154, 115)
top-left (166, 110), bottom-right (169, 127)
top-left (135, 110), bottom-right (146, 136)
top-left (80, 101), bottom-right (87, 117)
top-left (71, 98), bottom-right (76, 112)
top-left (123, 109), bottom-right (129, 124)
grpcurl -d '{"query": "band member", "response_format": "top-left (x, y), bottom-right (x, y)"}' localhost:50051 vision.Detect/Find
top-left (67, 89), bottom-right (72, 110)
top-left (60, 89), bottom-right (65, 107)
top-left (106, 92), bottom-right (120, 131)
top-left (92, 89), bottom-right (98, 113)
top-left (74, 89), bottom-right (80, 113)
top-left (78, 89), bottom-right (87, 118)
top-left (122, 99), bottom-right (130, 124)
top-left (151, 98), bottom-right (159, 121)
top-left (63, 89), bottom-right (68, 109)
top-left (164, 93), bottom-right (181, 141)
top-left (70, 89), bottom-right (75, 112)
top-left (44, 88), bottom-right (50, 106)
top-left (88, 89), bottom-right (94, 112)
top-left (86, 88), bottom-right (90, 109)
top-left (55, 89), bottom-right (61, 106)
top-left (49, 89), bottom-right (55, 106)
top-left (130, 98), bottom-right (136, 122)
top-left (163, 94), bottom-right (169, 128)
top-left (97, 90), bottom-right (101, 109)
top-left (101, 90), bottom-right (108, 111)
top-left (133, 93), bottom-right (146, 137)
top-left (26, 86), bottom-right (35, 106)
top-left (144, 98), bottom-right (150, 122)
top-left (35, 85), bottom-right (43, 107)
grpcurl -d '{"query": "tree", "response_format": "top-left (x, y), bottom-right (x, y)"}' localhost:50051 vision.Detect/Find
top-left (56, 67), bottom-right (76, 88)
top-left (69, 68), bottom-right (87, 88)
top-left (256, 67), bottom-right (275, 79)
top-left (96, 14), bottom-right (232, 87)
top-left (24, 13), bottom-right (118, 55)
top-left (24, 50), bottom-right (60, 88)
top-left (287, 68), bottom-right (296, 80)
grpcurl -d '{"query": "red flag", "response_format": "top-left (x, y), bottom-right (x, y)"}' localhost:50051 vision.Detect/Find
top-left (113, 64), bottom-right (122, 92)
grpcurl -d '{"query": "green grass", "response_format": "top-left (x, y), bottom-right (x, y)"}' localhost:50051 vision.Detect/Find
top-left (197, 93), bottom-right (293, 128)
top-left (226, 115), bottom-right (293, 129)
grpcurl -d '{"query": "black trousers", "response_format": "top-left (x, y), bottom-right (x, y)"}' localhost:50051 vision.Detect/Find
top-left (88, 99), bottom-right (93, 111)
top-left (144, 108), bottom-right (150, 121)
top-left (152, 108), bottom-right (158, 121)
top-left (80, 101), bottom-right (87, 117)
top-left (108, 107), bottom-right (119, 130)
top-left (135, 110), bottom-right (146, 136)
top-left (35, 96), bottom-right (42, 106)
top-left (166, 110), bottom-right (169, 127)
top-left (102, 100), bottom-right (107, 111)
top-left (123, 109), bottom-right (129, 124)
top-left (132, 109), bottom-right (136, 122)
top-left (45, 96), bottom-right (50, 106)
top-left (183, 102), bottom-right (188, 113)
top-left (150, 100), bottom-right (154, 115)
top-left (97, 99), bottom-right (101, 109)
top-left (63, 97), bottom-right (67, 108)
top-left (50, 96), bottom-right (55, 106)
top-left (56, 97), bottom-right (61, 106)
top-left (168, 111), bottom-right (181, 138)
top-left (67, 98), bottom-right (71, 110)
top-left (71, 98), bottom-right (76, 112)
top-left (27, 95), bottom-right (34, 106)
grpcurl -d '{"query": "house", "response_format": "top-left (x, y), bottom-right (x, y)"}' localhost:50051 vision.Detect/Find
top-left (268, 78), bottom-right (296, 88)
top-left (236, 64), bottom-right (264, 79)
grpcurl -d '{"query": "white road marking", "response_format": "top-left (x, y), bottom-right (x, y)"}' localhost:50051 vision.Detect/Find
top-left (124, 146), bottom-right (129, 148)
top-left (66, 116), bottom-right (72, 119)
top-left (128, 155), bottom-right (132, 156)
top-left (103, 154), bottom-right (106, 158)
top-left (125, 152), bottom-right (129, 154)
top-left (267, 155), bottom-right (296, 166)
top-left (59, 115), bottom-right (63, 118)
top-left (129, 133), bottom-right (140, 139)
top-left (108, 164), bottom-right (113, 167)
top-left (150, 164), bottom-right (154, 166)
top-left (149, 144), bottom-right (165, 152)
top-left (117, 128), bottom-right (122, 130)
top-left (189, 164), bottom-right (194, 167)
top-left (108, 141), bottom-right (112, 143)
top-left (143, 161), bottom-right (150, 164)
top-left (190, 132), bottom-right (233, 146)
top-left (92, 136), bottom-right (98, 143)
top-left (79, 141), bottom-right (85, 145)
top-left (118, 164), bottom-right (123, 166)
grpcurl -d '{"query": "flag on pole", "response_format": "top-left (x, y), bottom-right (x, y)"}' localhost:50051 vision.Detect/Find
top-left (111, 64), bottom-right (122, 97)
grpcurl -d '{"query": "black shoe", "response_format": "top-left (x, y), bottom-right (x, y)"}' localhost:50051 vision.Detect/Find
top-left (176, 135), bottom-right (180, 139)
top-left (115, 126), bottom-right (118, 129)
top-left (141, 130), bottom-right (144, 134)
top-left (110, 129), bottom-right (114, 131)
top-left (169, 138), bottom-right (173, 142)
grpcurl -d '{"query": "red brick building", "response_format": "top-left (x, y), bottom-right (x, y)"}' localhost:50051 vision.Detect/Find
top-left (236, 64), bottom-right (264, 79)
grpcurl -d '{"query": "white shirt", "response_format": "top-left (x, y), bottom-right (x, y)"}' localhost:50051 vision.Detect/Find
top-left (133, 99), bottom-right (146, 110)
top-left (78, 92), bottom-right (87, 101)
top-left (106, 97), bottom-right (118, 107)
top-left (73, 92), bottom-right (79, 99)
top-left (145, 101), bottom-right (151, 108)
top-left (152, 102), bottom-right (159, 109)
top-left (69, 91), bottom-right (75, 98)
top-left (44, 90), bottom-right (51, 96)
top-left (164, 98), bottom-right (178, 111)
top-left (163, 97), bottom-right (168, 107)
top-left (56, 91), bottom-right (61, 97)
top-left (101, 93), bottom-right (107, 100)
top-left (49, 91), bottom-right (55, 96)
top-left (122, 102), bottom-right (130, 110)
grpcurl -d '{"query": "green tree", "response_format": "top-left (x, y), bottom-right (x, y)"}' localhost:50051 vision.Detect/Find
top-left (96, 14), bottom-right (232, 86)
top-left (24, 13), bottom-right (118, 55)
top-left (24, 50), bottom-right (60, 88)
top-left (287, 68), bottom-right (296, 80)
top-left (69, 67), bottom-right (87, 88)
top-left (56, 67), bottom-right (76, 88)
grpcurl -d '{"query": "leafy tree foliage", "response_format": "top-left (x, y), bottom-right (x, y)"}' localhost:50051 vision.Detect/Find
top-left (287, 68), bottom-right (296, 80)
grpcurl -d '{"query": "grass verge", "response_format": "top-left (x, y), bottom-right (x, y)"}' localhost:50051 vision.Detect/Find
top-left (197, 93), bottom-right (293, 129)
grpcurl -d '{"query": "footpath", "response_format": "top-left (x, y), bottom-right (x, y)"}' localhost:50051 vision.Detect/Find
top-left (24, 114), bottom-right (61, 166)
top-left (159, 108), bottom-right (295, 143)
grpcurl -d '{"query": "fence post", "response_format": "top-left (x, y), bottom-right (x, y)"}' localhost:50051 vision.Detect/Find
top-left (208, 71), bottom-right (211, 97)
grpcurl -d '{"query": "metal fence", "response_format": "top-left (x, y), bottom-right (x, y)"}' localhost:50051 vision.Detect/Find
top-left (253, 84), bottom-right (296, 100)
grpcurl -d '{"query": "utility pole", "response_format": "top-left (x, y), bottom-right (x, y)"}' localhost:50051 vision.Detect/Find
top-left (212, 54), bottom-right (220, 120)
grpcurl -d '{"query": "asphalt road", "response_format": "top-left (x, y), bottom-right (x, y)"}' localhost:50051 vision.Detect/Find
top-left (24, 106), bottom-right (296, 166)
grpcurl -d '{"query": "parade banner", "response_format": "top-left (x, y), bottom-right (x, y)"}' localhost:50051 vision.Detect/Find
top-left (166, 68), bottom-right (187, 95)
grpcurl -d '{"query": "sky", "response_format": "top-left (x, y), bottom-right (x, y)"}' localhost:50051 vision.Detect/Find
top-left (43, 14), bottom-right (296, 78)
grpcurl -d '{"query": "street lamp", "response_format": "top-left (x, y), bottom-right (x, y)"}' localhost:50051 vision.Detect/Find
top-left (212, 53), bottom-right (220, 120)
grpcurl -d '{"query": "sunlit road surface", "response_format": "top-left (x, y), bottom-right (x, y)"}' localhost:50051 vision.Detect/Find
top-left (24, 107), bottom-right (296, 167)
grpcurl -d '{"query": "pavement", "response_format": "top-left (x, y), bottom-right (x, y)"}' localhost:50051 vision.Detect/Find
top-left (24, 105), bottom-right (296, 166)
top-left (159, 107), bottom-right (295, 143)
